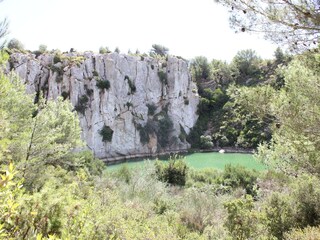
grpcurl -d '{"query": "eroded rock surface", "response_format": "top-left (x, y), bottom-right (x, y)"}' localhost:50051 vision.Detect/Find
top-left (8, 52), bottom-right (199, 161)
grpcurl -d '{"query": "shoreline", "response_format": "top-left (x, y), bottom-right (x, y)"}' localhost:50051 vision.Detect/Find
top-left (102, 147), bottom-right (254, 166)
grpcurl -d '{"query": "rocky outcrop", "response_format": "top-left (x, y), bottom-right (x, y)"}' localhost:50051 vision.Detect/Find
top-left (7, 52), bottom-right (199, 161)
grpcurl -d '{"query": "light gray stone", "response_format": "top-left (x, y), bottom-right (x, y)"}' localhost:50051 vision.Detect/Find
top-left (8, 52), bottom-right (199, 161)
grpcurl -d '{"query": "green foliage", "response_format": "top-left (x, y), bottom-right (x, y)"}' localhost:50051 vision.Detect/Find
top-left (284, 226), bottom-right (320, 240)
top-left (150, 44), bottom-right (169, 57)
top-left (255, 52), bottom-right (320, 175)
top-left (155, 156), bottom-right (188, 186)
top-left (157, 112), bottom-right (174, 148)
top-left (0, 163), bottom-right (24, 239)
top-left (124, 75), bottom-right (136, 94)
top-left (114, 47), bottom-right (120, 53)
top-left (224, 195), bottom-right (260, 240)
top-left (96, 79), bottom-right (110, 90)
top-left (215, 0), bottom-right (319, 50)
top-left (158, 70), bottom-right (168, 84)
top-left (99, 125), bottom-right (113, 142)
top-left (61, 91), bottom-right (69, 100)
top-left (190, 56), bottom-right (211, 82)
top-left (137, 111), bottom-right (174, 148)
top-left (231, 49), bottom-right (262, 84)
top-left (179, 124), bottom-right (187, 142)
top-left (147, 103), bottom-right (157, 116)
top-left (115, 164), bottom-right (132, 183)
top-left (53, 53), bottom-right (62, 64)
top-left (137, 123), bottom-right (151, 145)
top-left (92, 70), bottom-right (99, 76)
top-left (200, 135), bottom-right (213, 149)
top-left (210, 59), bottom-right (236, 88)
top-left (7, 38), bottom-right (24, 51)
top-left (99, 46), bottom-right (111, 54)
top-left (74, 94), bottom-right (89, 114)
top-left (264, 193), bottom-right (295, 239)
top-left (221, 164), bottom-right (258, 196)
top-left (0, 70), bottom-right (35, 162)
top-left (33, 44), bottom-right (48, 57)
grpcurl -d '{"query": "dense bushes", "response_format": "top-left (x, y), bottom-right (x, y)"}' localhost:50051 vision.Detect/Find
top-left (155, 156), bottom-right (188, 186)
top-left (99, 125), bottom-right (113, 142)
top-left (96, 79), bottom-right (110, 90)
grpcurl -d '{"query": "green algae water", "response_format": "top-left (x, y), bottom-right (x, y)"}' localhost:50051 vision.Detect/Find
top-left (107, 152), bottom-right (266, 171)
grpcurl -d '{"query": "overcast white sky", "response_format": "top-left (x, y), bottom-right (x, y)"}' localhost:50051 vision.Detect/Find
top-left (1, 0), bottom-right (277, 62)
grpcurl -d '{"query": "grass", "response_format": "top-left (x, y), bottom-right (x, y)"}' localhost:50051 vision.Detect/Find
top-left (107, 152), bottom-right (266, 171)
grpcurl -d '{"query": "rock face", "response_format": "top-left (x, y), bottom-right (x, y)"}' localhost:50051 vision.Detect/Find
top-left (8, 52), bottom-right (199, 161)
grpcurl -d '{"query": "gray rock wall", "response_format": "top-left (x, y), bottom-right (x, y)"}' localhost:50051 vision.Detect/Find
top-left (8, 52), bottom-right (199, 161)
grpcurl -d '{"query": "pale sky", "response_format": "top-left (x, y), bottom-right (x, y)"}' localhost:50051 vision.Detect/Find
top-left (0, 0), bottom-right (277, 62)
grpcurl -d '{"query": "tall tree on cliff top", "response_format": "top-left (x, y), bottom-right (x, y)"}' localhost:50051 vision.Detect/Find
top-left (215, 0), bottom-right (320, 51)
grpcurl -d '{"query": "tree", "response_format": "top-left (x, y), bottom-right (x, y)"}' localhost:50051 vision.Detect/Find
top-left (114, 47), bottom-right (120, 53)
top-left (210, 59), bottom-right (236, 88)
top-left (231, 49), bottom-right (261, 79)
top-left (38, 44), bottom-right (47, 53)
top-left (7, 38), bottom-right (24, 51)
top-left (0, 69), bottom-right (35, 163)
top-left (232, 51), bottom-right (320, 176)
top-left (190, 56), bottom-right (211, 82)
top-left (150, 44), bottom-right (169, 57)
top-left (215, 0), bottom-right (320, 51)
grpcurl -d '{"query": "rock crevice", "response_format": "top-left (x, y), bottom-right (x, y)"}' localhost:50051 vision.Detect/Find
top-left (8, 52), bottom-right (199, 161)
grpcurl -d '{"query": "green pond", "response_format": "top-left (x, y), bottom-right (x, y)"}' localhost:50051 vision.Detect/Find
top-left (107, 152), bottom-right (267, 171)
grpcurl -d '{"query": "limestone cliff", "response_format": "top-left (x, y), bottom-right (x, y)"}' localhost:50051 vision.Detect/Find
top-left (7, 52), bottom-right (199, 161)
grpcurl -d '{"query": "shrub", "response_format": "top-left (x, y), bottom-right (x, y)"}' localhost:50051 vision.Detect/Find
top-left (137, 124), bottom-right (149, 145)
top-left (147, 103), bottom-right (157, 116)
top-left (96, 79), bottom-right (110, 90)
top-left (74, 95), bottom-right (89, 114)
top-left (224, 195), bottom-right (259, 240)
top-left (53, 54), bottom-right (62, 64)
top-left (137, 121), bottom-right (155, 145)
top-left (99, 125), bottom-right (113, 142)
top-left (115, 165), bottom-right (132, 183)
top-left (158, 70), bottom-right (168, 84)
top-left (264, 193), bottom-right (295, 239)
top-left (7, 38), bottom-right (24, 51)
top-left (179, 125), bottom-right (187, 142)
top-left (126, 102), bottom-right (133, 109)
top-left (99, 47), bottom-right (108, 54)
top-left (124, 76), bottom-right (136, 94)
top-left (157, 113), bottom-right (174, 148)
top-left (61, 91), bottom-right (69, 100)
top-left (200, 135), bottom-right (213, 149)
top-left (220, 164), bottom-right (258, 196)
top-left (92, 70), bottom-right (99, 76)
top-left (155, 156), bottom-right (188, 186)
top-left (284, 226), bottom-right (320, 240)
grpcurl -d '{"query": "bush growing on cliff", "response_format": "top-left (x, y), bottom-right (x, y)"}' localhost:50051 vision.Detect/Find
top-left (147, 103), bottom-right (157, 116)
top-left (74, 95), bottom-right (89, 114)
top-left (158, 70), bottom-right (168, 84)
top-left (99, 125), bottom-right (113, 142)
top-left (96, 79), bottom-right (110, 90)
top-left (157, 112), bottom-right (174, 148)
top-left (124, 76), bottom-right (136, 94)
